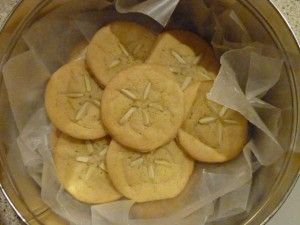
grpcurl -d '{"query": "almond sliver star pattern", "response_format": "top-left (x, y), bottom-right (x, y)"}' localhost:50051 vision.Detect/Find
top-left (65, 71), bottom-right (101, 122)
top-left (198, 100), bottom-right (239, 146)
top-left (129, 149), bottom-right (173, 181)
top-left (75, 141), bottom-right (109, 176)
top-left (118, 82), bottom-right (165, 126)
top-left (168, 50), bottom-right (214, 90)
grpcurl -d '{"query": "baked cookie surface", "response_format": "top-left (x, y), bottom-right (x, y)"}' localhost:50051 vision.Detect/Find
top-left (86, 21), bottom-right (157, 86)
top-left (178, 82), bottom-right (248, 163)
top-left (147, 30), bottom-right (219, 90)
top-left (101, 64), bottom-right (184, 152)
top-left (54, 134), bottom-right (122, 204)
top-left (45, 59), bottom-right (106, 140)
top-left (106, 140), bottom-right (194, 202)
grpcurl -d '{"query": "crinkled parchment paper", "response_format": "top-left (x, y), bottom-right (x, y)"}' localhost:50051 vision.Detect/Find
top-left (2, 0), bottom-right (286, 224)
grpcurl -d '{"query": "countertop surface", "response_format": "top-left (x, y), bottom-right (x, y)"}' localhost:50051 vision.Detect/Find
top-left (0, 0), bottom-right (299, 224)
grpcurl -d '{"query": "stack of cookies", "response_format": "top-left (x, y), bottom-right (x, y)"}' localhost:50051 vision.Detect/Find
top-left (45, 21), bottom-right (248, 204)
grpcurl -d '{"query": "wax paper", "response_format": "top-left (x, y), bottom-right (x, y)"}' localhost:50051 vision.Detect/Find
top-left (207, 45), bottom-right (283, 165)
top-left (115, 0), bottom-right (180, 26)
top-left (1, 0), bottom-right (287, 224)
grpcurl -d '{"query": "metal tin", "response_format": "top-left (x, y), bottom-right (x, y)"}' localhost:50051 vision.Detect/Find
top-left (0, 0), bottom-right (299, 224)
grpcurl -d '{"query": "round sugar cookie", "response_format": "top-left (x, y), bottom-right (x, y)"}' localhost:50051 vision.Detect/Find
top-left (54, 134), bottom-right (122, 204)
top-left (147, 30), bottom-right (219, 90)
top-left (45, 59), bottom-right (106, 140)
top-left (101, 64), bottom-right (184, 152)
top-left (183, 82), bottom-right (201, 119)
top-left (106, 140), bottom-right (194, 202)
top-left (50, 128), bottom-right (61, 148)
top-left (178, 82), bottom-right (248, 163)
top-left (86, 21), bottom-right (157, 86)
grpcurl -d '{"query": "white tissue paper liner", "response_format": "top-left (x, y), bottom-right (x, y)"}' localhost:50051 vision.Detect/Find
top-left (115, 0), bottom-right (180, 26)
top-left (71, 6), bottom-right (163, 43)
top-left (207, 45), bottom-right (284, 165)
top-left (1, 0), bottom-right (287, 224)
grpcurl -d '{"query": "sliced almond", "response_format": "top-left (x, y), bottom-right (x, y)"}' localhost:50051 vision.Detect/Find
top-left (75, 102), bottom-right (89, 121)
top-left (143, 82), bottom-right (151, 100)
top-left (142, 109), bottom-right (150, 126)
top-left (109, 59), bottom-right (121, 68)
top-left (207, 100), bottom-right (220, 114)
top-left (88, 155), bottom-right (102, 164)
top-left (197, 67), bottom-right (214, 80)
top-left (119, 43), bottom-right (130, 57)
top-left (119, 107), bottom-right (137, 124)
top-left (84, 73), bottom-right (91, 92)
top-left (120, 89), bottom-right (137, 100)
top-left (169, 66), bottom-right (178, 73)
top-left (199, 116), bottom-right (217, 124)
top-left (130, 157), bottom-right (144, 167)
top-left (86, 141), bottom-right (94, 154)
top-left (181, 76), bottom-right (192, 91)
top-left (219, 106), bottom-right (228, 117)
top-left (223, 119), bottom-right (238, 125)
top-left (193, 54), bottom-right (203, 65)
top-left (148, 164), bottom-right (155, 179)
top-left (84, 166), bottom-right (96, 180)
top-left (148, 103), bottom-right (164, 111)
top-left (99, 162), bottom-right (107, 172)
top-left (65, 93), bottom-right (84, 98)
top-left (99, 147), bottom-right (108, 156)
top-left (76, 156), bottom-right (89, 163)
top-left (218, 122), bottom-right (223, 146)
top-left (90, 99), bottom-right (101, 107)
top-left (171, 50), bottom-right (186, 64)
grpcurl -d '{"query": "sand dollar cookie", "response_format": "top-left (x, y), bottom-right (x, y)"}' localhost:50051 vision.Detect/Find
top-left (101, 64), bottom-right (184, 152)
top-left (106, 140), bottom-right (194, 202)
top-left (178, 82), bottom-right (248, 163)
top-left (45, 59), bottom-right (106, 140)
top-left (86, 21), bottom-right (157, 86)
top-left (183, 82), bottom-right (201, 119)
top-left (147, 30), bottom-right (219, 90)
top-left (54, 134), bottom-right (122, 203)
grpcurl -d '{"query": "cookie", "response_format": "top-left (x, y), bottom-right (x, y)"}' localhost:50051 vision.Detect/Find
top-left (86, 21), bottom-right (157, 86)
top-left (101, 64), bottom-right (184, 152)
top-left (106, 140), bottom-right (194, 202)
top-left (183, 82), bottom-right (201, 119)
top-left (147, 30), bottom-right (219, 90)
top-left (178, 82), bottom-right (248, 163)
top-left (45, 59), bottom-right (106, 140)
top-left (49, 128), bottom-right (61, 148)
top-left (54, 134), bottom-right (122, 204)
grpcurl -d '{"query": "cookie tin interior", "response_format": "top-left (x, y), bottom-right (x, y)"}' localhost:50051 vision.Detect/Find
top-left (0, 0), bottom-right (299, 224)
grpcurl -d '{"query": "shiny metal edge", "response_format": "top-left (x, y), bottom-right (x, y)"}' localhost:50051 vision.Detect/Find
top-left (241, 0), bottom-right (300, 224)
top-left (0, 143), bottom-right (33, 224)
top-left (268, 0), bottom-right (300, 49)
top-left (258, 4), bottom-right (300, 225)
top-left (0, 184), bottom-right (28, 224)
top-left (254, 1), bottom-right (300, 223)
top-left (0, 0), bottom-right (52, 224)
top-left (0, 0), bottom-right (22, 31)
